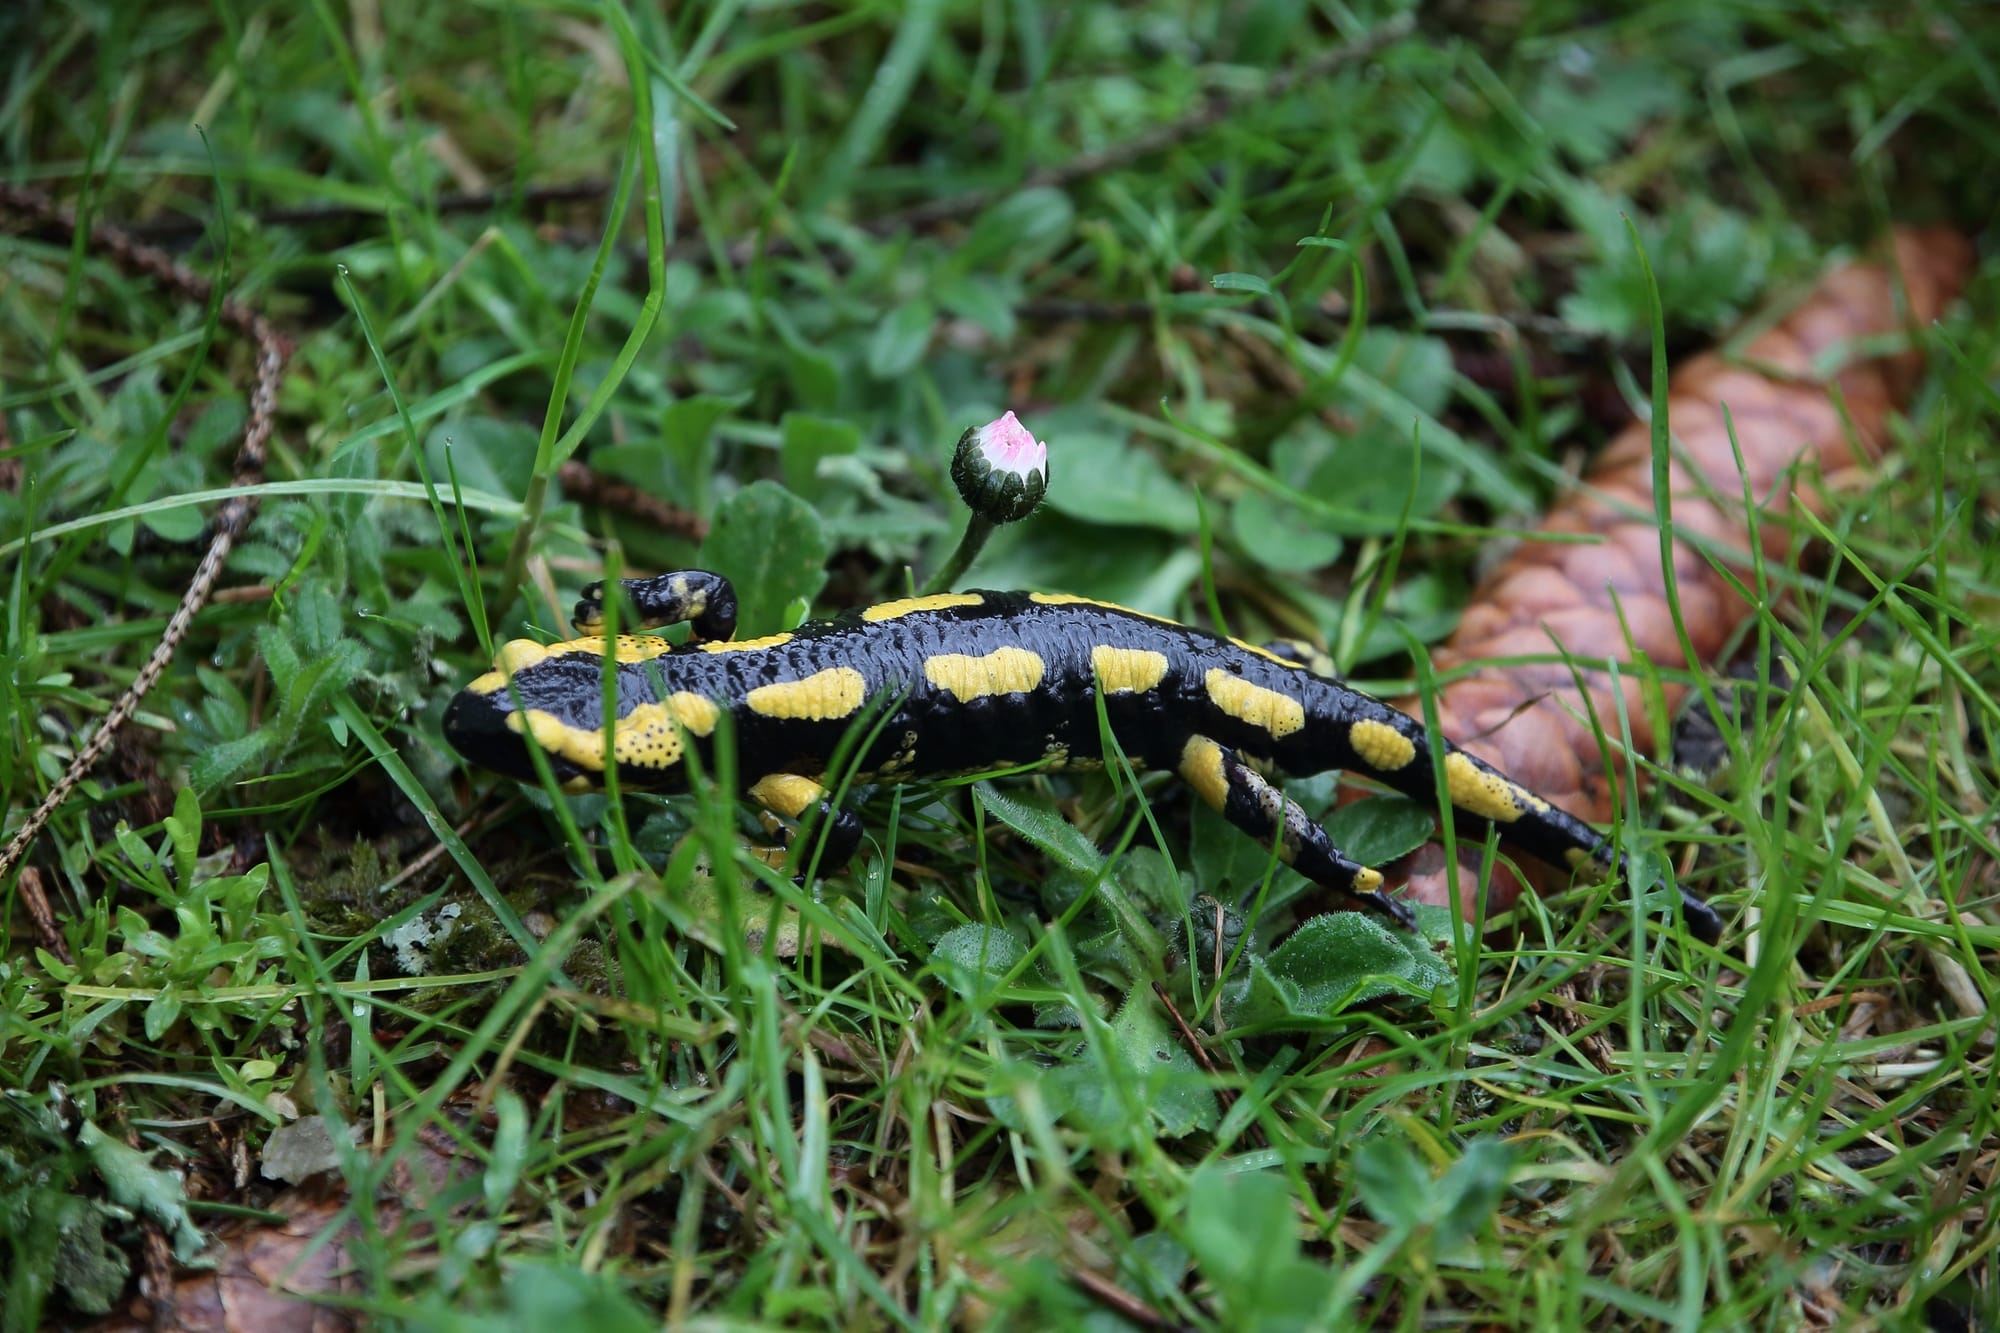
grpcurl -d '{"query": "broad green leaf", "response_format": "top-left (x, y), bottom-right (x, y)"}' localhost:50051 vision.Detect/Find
top-left (47, 1195), bottom-right (131, 1315)
top-left (486, 1091), bottom-right (528, 1213)
top-left (184, 396), bottom-right (248, 461)
top-left (962, 516), bottom-right (1201, 615)
top-left (934, 272), bottom-right (1019, 343)
top-left (1117, 1232), bottom-right (1193, 1306)
top-left (974, 783), bottom-right (1103, 875)
top-left (77, 1120), bottom-right (207, 1263)
top-left (189, 730), bottom-right (275, 793)
top-left (1099, 988), bottom-right (1219, 1137)
top-left (765, 307), bottom-right (840, 409)
top-left (779, 413), bottom-right (861, 500)
top-left (290, 581), bottom-right (344, 658)
top-left (866, 299), bottom-right (936, 380)
top-left (1315, 430), bottom-right (1454, 534)
top-left (1530, 52), bottom-right (1687, 166)
top-left (1210, 271), bottom-right (1272, 295)
top-left (424, 416), bottom-right (538, 499)
top-left (143, 991), bottom-right (183, 1042)
top-left (957, 187), bottom-right (1075, 273)
top-left (164, 785), bottom-right (201, 887)
top-left (1189, 800), bottom-right (1309, 909)
top-left (930, 923), bottom-right (1028, 1001)
top-left (1106, 847), bottom-right (1188, 917)
top-left (660, 393), bottom-right (743, 505)
top-left (1435, 1139), bottom-right (1516, 1250)
top-left (1353, 1135), bottom-right (1432, 1232)
top-left (1039, 433), bottom-right (1201, 534)
top-left (697, 481), bottom-right (831, 637)
top-left (139, 504), bottom-right (204, 542)
top-left (1346, 329), bottom-right (1456, 419)
top-left (1184, 1165), bottom-right (1299, 1283)
top-left (1230, 489), bottom-right (1344, 572)
top-left (1325, 795), bottom-right (1435, 866)
top-left (489, 1262), bottom-right (658, 1332)
top-left (1231, 911), bottom-right (1451, 1026)
top-left (257, 625), bottom-right (302, 693)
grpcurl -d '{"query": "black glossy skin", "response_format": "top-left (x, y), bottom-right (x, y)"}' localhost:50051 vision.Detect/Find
top-left (443, 579), bottom-right (1724, 942)
top-left (449, 594), bottom-right (1405, 786)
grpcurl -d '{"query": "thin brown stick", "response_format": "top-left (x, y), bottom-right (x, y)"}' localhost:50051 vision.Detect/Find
top-left (555, 459), bottom-right (708, 542)
top-left (1068, 1264), bottom-right (1186, 1331)
top-left (17, 866), bottom-right (71, 965)
top-left (0, 183), bottom-right (289, 882)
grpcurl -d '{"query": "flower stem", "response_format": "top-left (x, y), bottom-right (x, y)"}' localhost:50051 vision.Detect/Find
top-left (920, 515), bottom-right (996, 595)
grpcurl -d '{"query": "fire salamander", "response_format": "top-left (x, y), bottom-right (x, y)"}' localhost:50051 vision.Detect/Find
top-left (442, 570), bottom-right (1723, 942)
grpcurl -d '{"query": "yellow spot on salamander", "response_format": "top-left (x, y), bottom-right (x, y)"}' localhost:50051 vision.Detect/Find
top-left (544, 635), bottom-right (677, 664)
top-left (1029, 592), bottom-right (1177, 624)
top-left (861, 593), bottom-right (984, 623)
top-left (656, 692), bottom-right (720, 737)
top-left (1353, 867), bottom-right (1385, 893)
top-left (1204, 669), bottom-right (1306, 739)
top-left (470, 637), bottom-right (550, 689)
top-left (699, 632), bottom-right (796, 654)
top-left (509, 690), bottom-right (719, 775)
top-left (1443, 752), bottom-right (1549, 824)
top-left (1177, 736), bottom-right (1231, 810)
top-left (923, 647), bottom-right (1046, 702)
top-left (610, 707), bottom-right (684, 768)
top-left (670, 574), bottom-right (705, 617)
top-left (749, 773), bottom-right (826, 820)
top-left (1091, 645), bottom-right (1169, 694)
top-left (513, 708), bottom-right (607, 773)
top-left (1349, 719), bottom-right (1417, 772)
top-left (466, 670), bottom-right (507, 695)
top-left (497, 638), bottom-right (551, 673)
top-left (746, 667), bottom-right (868, 720)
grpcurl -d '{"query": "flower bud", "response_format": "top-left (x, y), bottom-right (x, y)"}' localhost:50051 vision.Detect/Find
top-left (950, 411), bottom-right (1049, 524)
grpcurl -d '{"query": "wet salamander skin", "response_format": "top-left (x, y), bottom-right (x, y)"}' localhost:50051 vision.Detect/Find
top-left (442, 576), bottom-right (1722, 942)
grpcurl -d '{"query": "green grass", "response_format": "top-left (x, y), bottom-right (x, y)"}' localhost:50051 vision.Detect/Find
top-left (3, 1), bottom-right (1998, 1328)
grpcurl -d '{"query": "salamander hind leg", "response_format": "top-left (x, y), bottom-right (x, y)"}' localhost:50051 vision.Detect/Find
top-left (1177, 735), bottom-right (1419, 933)
top-left (574, 570), bottom-right (739, 642)
top-left (748, 773), bottom-right (863, 873)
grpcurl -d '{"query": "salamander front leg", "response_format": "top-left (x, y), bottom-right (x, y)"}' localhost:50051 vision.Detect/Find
top-left (748, 773), bottom-right (863, 873)
top-left (1177, 736), bottom-right (1419, 933)
top-left (574, 569), bottom-right (739, 643)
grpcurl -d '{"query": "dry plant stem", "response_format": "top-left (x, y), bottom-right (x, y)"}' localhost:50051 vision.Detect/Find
top-left (554, 459), bottom-right (708, 541)
top-left (17, 866), bottom-right (70, 965)
top-left (1382, 228), bottom-right (1974, 951)
top-left (1067, 1265), bottom-right (1178, 1330)
top-left (0, 183), bottom-right (289, 883)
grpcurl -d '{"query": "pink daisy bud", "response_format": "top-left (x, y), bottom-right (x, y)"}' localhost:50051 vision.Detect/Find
top-left (950, 411), bottom-right (1049, 524)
